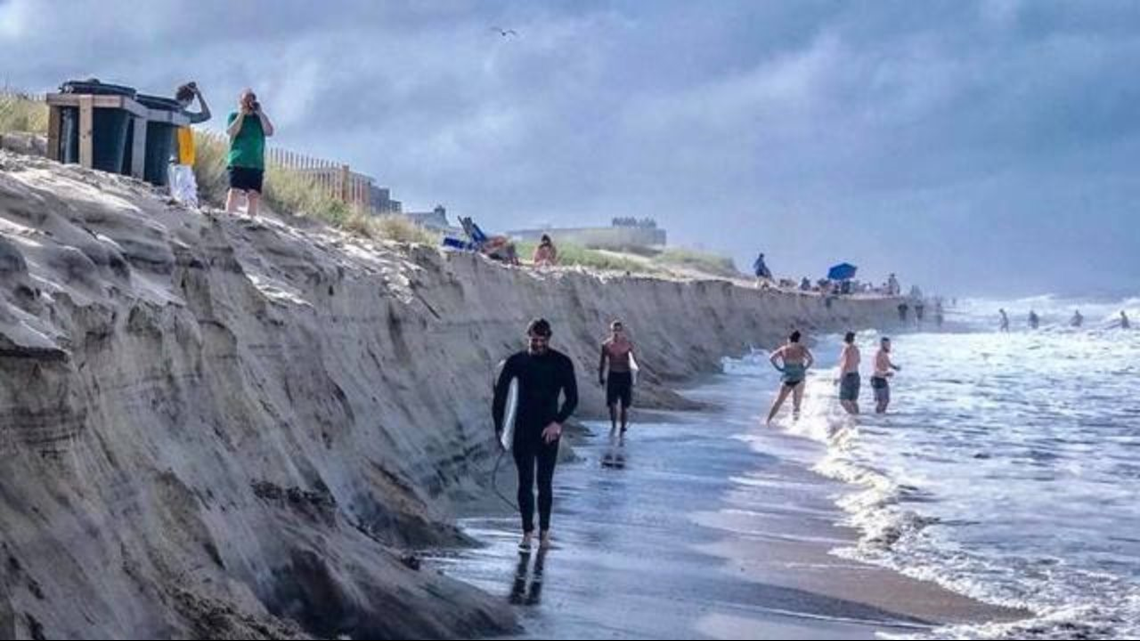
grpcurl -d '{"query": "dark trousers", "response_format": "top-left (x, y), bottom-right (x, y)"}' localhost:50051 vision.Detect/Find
top-left (513, 436), bottom-right (561, 533)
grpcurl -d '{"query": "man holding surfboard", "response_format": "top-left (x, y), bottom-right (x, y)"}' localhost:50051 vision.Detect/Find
top-left (493, 319), bottom-right (579, 551)
top-left (599, 320), bottom-right (638, 434)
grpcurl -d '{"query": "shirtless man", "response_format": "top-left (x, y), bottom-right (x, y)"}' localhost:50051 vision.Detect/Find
top-left (599, 320), bottom-right (636, 434)
top-left (871, 337), bottom-right (902, 414)
top-left (766, 330), bottom-right (815, 424)
top-left (838, 332), bottom-right (861, 415)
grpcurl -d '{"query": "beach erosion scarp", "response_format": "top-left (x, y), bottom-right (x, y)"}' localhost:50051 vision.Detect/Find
top-left (0, 151), bottom-right (901, 638)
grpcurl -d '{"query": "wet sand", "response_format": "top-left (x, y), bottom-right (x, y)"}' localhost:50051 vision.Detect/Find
top-left (432, 374), bottom-right (1024, 639)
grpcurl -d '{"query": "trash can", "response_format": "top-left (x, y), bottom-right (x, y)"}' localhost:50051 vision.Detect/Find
top-left (58, 80), bottom-right (136, 174)
top-left (123, 94), bottom-right (182, 186)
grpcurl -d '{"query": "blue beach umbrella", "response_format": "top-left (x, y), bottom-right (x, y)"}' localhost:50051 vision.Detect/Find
top-left (827, 263), bottom-right (857, 281)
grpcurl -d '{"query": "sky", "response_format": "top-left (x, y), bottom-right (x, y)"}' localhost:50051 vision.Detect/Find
top-left (2, 0), bottom-right (1138, 296)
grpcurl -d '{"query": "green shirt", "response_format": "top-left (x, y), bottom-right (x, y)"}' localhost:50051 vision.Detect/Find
top-left (226, 111), bottom-right (265, 170)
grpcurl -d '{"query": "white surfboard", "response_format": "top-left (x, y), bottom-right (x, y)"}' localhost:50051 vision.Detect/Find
top-left (499, 377), bottom-right (519, 452)
top-left (629, 353), bottom-right (640, 387)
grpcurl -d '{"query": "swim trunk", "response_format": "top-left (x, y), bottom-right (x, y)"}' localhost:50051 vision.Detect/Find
top-left (839, 373), bottom-right (861, 402)
top-left (228, 166), bottom-right (264, 193)
top-left (871, 376), bottom-right (890, 405)
top-left (606, 371), bottom-right (633, 408)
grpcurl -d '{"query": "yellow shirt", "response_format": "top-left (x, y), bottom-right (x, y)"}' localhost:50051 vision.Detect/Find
top-left (176, 127), bottom-right (195, 166)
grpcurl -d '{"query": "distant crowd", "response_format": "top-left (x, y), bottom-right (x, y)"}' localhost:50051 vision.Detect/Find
top-left (997, 308), bottom-right (1130, 331)
top-left (752, 252), bottom-right (908, 299)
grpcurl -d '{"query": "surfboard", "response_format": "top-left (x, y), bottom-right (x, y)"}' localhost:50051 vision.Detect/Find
top-left (499, 377), bottom-right (519, 452)
top-left (629, 353), bottom-right (640, 387)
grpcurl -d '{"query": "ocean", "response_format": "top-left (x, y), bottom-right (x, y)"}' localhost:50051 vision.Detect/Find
top-left (749, 295), bottom-right (1140, 639)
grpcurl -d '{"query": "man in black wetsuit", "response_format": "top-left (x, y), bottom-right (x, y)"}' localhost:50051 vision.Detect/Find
top-left (493, 318), bottom-right (579, 551)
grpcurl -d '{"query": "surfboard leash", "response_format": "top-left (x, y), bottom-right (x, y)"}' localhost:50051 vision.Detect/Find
top-left (490, 448), bottom-right (518, 511)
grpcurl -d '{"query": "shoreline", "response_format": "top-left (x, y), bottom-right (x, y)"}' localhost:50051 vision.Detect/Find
top-left (0, 152), bottom-right (909, 638)
top-left (436, 370), bottom-right (1026, 639)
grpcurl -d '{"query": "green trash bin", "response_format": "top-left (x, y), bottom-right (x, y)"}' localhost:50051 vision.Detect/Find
top-left (123, 94), bottom-right (182, 187)
top-left (58, 80), bottom-right (136, 174)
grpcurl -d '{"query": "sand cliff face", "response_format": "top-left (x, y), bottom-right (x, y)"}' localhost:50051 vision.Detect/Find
top-left (0, 152), bottom-right (899, 639)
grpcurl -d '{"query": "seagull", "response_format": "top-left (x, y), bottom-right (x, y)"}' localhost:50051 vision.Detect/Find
top-left (491, 26), bottom-right (519, 37)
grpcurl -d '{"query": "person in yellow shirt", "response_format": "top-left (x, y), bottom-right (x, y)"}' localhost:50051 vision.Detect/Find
top-left (170, 82), bottom-right (211, 207)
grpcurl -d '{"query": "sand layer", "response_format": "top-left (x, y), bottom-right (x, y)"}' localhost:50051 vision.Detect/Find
top-left (0, 152), bottom-right (899, 638)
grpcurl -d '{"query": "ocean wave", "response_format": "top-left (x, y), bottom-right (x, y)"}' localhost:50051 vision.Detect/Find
top-left (734, 322), bottom-right (1140, 640)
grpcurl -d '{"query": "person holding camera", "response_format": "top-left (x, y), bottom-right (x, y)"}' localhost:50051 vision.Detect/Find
top-left (225, 88), bottom-right (274, 217)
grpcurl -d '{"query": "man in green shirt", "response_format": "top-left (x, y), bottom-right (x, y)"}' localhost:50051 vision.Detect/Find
top-left (225, 89), bottom-right (275, 217)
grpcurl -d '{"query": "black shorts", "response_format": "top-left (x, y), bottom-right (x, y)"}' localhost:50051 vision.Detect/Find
top-left (228, 166), bottom-right (264, 193)
top-left (606, 371), bottom-right (633, 408)
top-left (871, 376), bottom-right (890, 404)
top-left (839, 373), bottom-right (861, 402)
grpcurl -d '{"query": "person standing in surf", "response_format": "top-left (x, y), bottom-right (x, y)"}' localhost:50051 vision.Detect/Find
top-left (1121, 311), bottom-right (1131, 329)
top-left (766, 330), bottom-right (815, 424)
top-left (599, 320), bottom-right (636, 434)
top-left (871, 337), bottom-right (902, 414)
top-left (493, 319), bottom-right (579, 551)
top-left (837, 331), bottom-right (862, 415)
top-left (999, 308), bottom-right (1011, 332)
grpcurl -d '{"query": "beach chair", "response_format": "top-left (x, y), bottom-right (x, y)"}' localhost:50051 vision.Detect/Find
top-left (443, 217), bottom-right (519, 265)
top-left (441, 216), bottom-right (484, 252)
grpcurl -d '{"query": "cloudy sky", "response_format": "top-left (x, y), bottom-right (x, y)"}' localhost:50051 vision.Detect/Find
top-left (2, 0), bottom-right (1138, 295)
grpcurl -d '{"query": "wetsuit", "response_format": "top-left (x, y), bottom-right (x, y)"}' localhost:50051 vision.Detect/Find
top-left (493, 349), bottom-right (578, 534)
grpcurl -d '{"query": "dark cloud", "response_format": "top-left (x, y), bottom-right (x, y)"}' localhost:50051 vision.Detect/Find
top-left (2, 0), bottom-right (1137, 295)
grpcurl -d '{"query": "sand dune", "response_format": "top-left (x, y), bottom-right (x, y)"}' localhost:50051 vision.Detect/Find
top-left (0, 151), bottom-right (899, 639)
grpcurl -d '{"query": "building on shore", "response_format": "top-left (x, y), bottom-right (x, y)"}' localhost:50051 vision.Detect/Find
top-left (507, 218), bottom-right (667, 250)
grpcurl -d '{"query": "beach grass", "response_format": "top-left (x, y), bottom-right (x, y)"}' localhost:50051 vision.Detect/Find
top-left (193, 134), bottom-right (438, 245)
top-left (515, 240), bottom-right (661, 274)
top-left (651, 247), bottom-right (740, 278)
top-left (0, 94), bottom-right (48, 135)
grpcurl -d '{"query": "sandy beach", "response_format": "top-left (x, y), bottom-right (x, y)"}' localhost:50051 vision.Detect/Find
top-left (434, 372), bottom-right (1025, 639)
top-left (0, 152), bottom-right (908, 638)
top-left (4, 2), bottom-right (1138, 636)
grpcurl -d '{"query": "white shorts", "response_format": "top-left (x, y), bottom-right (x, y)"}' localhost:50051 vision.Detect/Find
top-left (168, 164), bottom-right (199, 208)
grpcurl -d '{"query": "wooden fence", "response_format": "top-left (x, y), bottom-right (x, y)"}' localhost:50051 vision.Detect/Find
top-left (193, 131), bottom-right (377, 210)
top-left (3, 90), bottom-right (380, 211)
top-left (0, 89), bottom-right (47, 102)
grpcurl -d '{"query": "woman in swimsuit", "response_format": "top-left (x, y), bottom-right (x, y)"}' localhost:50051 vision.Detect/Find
top-left (766, 330), bottom-right (815, 424)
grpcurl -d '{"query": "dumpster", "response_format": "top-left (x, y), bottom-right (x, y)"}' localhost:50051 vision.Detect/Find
top-left (123, 94), bottom-right (182, 186)
top-left (58, 80), bottom-right (136, 174)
